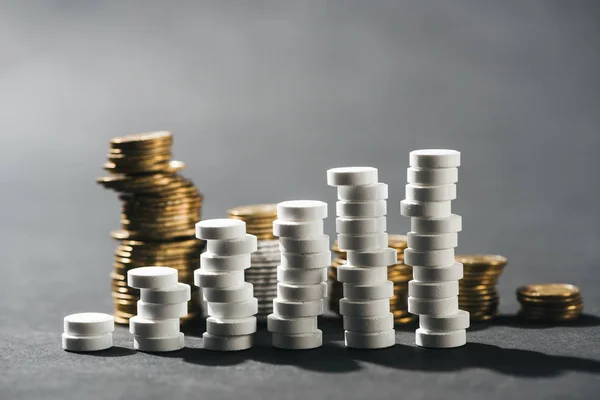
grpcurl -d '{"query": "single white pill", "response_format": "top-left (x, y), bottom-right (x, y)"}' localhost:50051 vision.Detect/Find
top-left (273, 219), bottom-right (324, 238)
top-left (327, 166), bottom-right (378, 186)
top-left (406, 184), bottom-right (457, 202)
top-left (408, 296), bottom-right (459, 317)
top-left (280, 251), bottom-right (331, 269)
top-left (407, 232), bottom-right (458, 251)
top-left (346, 248), bottom-right (397, 267)
top-left (404, 248), bottom-right (455, 267)
top-left (137, 301), bottom-right (188, 320)
top-left (206, 234), bottom-right (258, 256)
top-left (195, 219), bottom-right (246, 240)
top-left (336, 265), bottom-right (388, 285)
top-left (277, 200), bottom-right (328, 221)
top-left (412, 263), bottom-right (464, 282)
top-left (400, 200), bottom-right (452, 218)
top-left (272, 298), bottom-right (324, 317)
top-left (336, 200), bottom-right (387, 218)
top-left (202, 332), bottom-right (253, 351)
top-left (63, 313), bottom-right (114, 336)
top-left (415, 328), bottom-right (466, 348)
top-left (134, 332), bottom-right (184, 352)
top-left (343, 313), bottom-right (394, 333)
top-left (207, 298), bottom-right (258, 319)
top-left (267, 315), bottom-right (318, 334)
top-left (344, 329), bottom-right (395, 349)
top-left (62, 332), bottom-right (113, 352)
top-left (337, 233), bottom-right (388, 251)
top-left (407, 167), bottom-right (458, 185)
top-left (129, 316), bottom-right (180, 338)
top-left (277, 282), bottom-right (328, 301)
top-left (337, 183), bottom-right (388, 201)
top-left (336, 217), bottom-right (386, 234)
top-left (419, 310), bottom-right (470, 332)
top-left (140, 283), bottom-right (191, 304)
top-left (272, 330), bottom-right (323, 350)
top-left (408, 280), bottom-right (459, 299)
top-left (411, 214), bottom-right (462, 234)
top-left (339, 298), bottom-right (390, 317)
top-left (194, 269), bottom-right (244, 288)
top-left (200, 252), bottom-right (251, 272)
top-left (343, 281), bottom-right (394, 301)
top-left (410, 149), bottom-right (461, 168)
top-left (277, 267), bottom-right (328, 284)
top-left (279, 235), bottom-right (330, 254)
top-left (203, 282), bottom-right (254, 303)
top-left (127, 266), bottom-right (178, 289)
top-left (206, 316), bottom-right (257, 336)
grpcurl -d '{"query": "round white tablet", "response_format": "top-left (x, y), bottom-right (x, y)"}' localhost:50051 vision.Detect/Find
top-left (200, 253), bottom-right (251, 271)
top-left (195, 219), bottom-right (246, 240)
top-left (277, 282), bottom-right (327, 301)
top-left (134, 332), bottom-right (184, 352)
top-left (408, 280), bottom-right (459, 299)
top-left (137, 301), bottom-right (188, 320)
top-left (273, 219), bottom-right (324, 238)
top-left (63, 313), bottom-right (114, 336)
top-left (415, 328), bottom-right (466, 349)
top-left (343, 281), bottom-right (394, 301)
top-left (277, 266), bottom-right (328, 285)
top-left (346, 248), bottom-right (397, 267)
top-left (279, 235), bottom-right (330, 254)
top-left (408, 296), bottom-right (459, 317)
top-left (344, 329), bottom-right (395, 349)
top-left (407, 167), bottom-right (458, 185)
top-left (277, 200), bottom-right (328, 221)
top-left (405, 184), bottom-right (456, 202)
top-left (337, 233), bottom-right (388, 251)
top-left (272, 298), bottom-right (324, 317)
top-left (207, 298), bottom-right (258, 319)
top-left (336, 265), bottom-right (388, 285)
top-left (206, 234), bottom-right (258, 256)
top-left (202, 332), bottom-right (253, 351)
top-left (206, 316), bottom-right (257, 336)
top-left (280, 251), bottom-right (331, 269)
top-left (404, 248), bottom-right (455, 267)
top-left (336, 217), bottom-right (386, 234)
top-left (337, 183), bottom-right (388, 201)
top-left (409, 149), bottom-right (461, 168)
top-left (129, 316), bottom-right (180, 338)
top-left (202, 282), bottom-right (254, 303)
top-left (327, 166), bottom-right (378, 186)
top-left (407, 232), bottom-right (458, 251)
top-left (339, 298), bottom-right (390, 317)
top-left (127, 267), bottom-right (178, 289)
top-left (419, 310), bottom-right (470, 332)
top-left (412, 263), bottom-right (463, 282)
top-left (343, 313), bottom-right (394, 333)
top-left (272, 330), bottom-right (323, 350)
top-left (62, 332), bottom-right (113, 352)
top-left (411, 214), bottom-right (462, 234)
top-left (140, 283), bottom-right (191, 304)
top-left (194, 269), bottom-right (244, 288)
top-left (336, 200), bottom-right (387, 218)
top-left (400, 200), bottom-right (452, 218)
top-left (267, 315), bottom-right (318, 334)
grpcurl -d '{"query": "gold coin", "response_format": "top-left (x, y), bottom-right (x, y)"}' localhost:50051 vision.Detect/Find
top-left (395, 315), bottom-right (417, 324)
top-left (456, 254), bottom-right (508, 268)
top-left (228, 204), bottom-right (277, 218)
top-left (517, 283), bottom-right (580, 300)
top-left (110, 131), bottom-right (172, 148)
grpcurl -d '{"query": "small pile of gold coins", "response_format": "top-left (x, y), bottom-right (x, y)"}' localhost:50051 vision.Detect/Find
top-left (517, 283), bottom-right (583, 322)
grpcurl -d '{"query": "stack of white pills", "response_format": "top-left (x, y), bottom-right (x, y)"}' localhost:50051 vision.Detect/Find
top-left (268, 200), bottom-right (329, 350)
top-left (195, 219), bottom-right (258, 351)
top-left (327, 167), bottom-right (396, 349)
top-left (128, 266), bottom-right (188, 352)
top-left (62, 313), bottom-right (114, 352)
top-left (401, 149), bottom-right (469, 348)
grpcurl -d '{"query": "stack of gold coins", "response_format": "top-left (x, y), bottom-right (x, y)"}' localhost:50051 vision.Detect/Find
top-left (330, 234), bottom-right (415, 325)
top-left (455, 254), bottom-right (507, 321)
top-left (228, 204), bottom-right (279, 316)
top-left (96, 131), bottom-right (205, 324)
top-left (517, 283), bottom-right (583, 322)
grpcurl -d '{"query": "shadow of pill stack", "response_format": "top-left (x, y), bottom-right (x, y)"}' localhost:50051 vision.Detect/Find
top-left (517, 283), bottom-right (584, 322)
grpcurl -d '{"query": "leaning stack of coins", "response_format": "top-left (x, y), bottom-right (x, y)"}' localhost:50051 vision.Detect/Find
top-left (228, 204), bottom-right (280, 316)
top-left (96, 131), bottom-right (205, 324)
top-left (517, 283), bottom-right (583, 322)
top-left (329, 235), bottom-right (415, 324)
top-left (455, 254), bottom-right (507, 321)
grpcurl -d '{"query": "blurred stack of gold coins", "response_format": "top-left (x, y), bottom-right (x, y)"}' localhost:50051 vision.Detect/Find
top-left (517, 283), bottom-right (583, 322)
top-left (96, 131), bottom-right (205, 324)
top-left (330, 234), bottom-right (416, 325)
top-left (228, 204), bottom-right (280, 316)
top-left (455, 254), bottom-right (507, 321)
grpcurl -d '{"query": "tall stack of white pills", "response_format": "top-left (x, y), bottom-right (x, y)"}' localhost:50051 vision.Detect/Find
top-left (128, 266), bottom-right (188, 352)
top-left (62, 313), bottom-right (114, 352)
top-left (268, 200), bottom-right (329, 349)
top-left (327, 167), bottom-right (396, 349)
top-left (401, 149), bottom-right (469, 348)
top-left (194, 219), bottom-right (258, 351)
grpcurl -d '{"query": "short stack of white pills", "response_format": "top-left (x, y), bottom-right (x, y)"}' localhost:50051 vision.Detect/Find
top-left (62, 313), bottom-right (114, 352)
top-left (268, 200), bottom-right (329, 350)
top-left (401, 149), bottom-right (469, 348)
top-left (327, 167), bottom-right (396, 349)
top-left (195, 219), bottom-right (258, 351)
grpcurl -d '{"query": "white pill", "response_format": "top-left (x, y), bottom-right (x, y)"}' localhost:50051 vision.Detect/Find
top-left (412, 263), bottom-right (464, 281)
top-left (129, 316), bottom-right (180, 338)
top-left (206, 316), bottom-right (257, 336)
top-left (195, 218), bottom-right (246, 240)
top-left (272, 330), bottom-right (322, 350)
top-left (194, 269), bottom-right (244, 288)
top-left (407, 232), bottom-right (458, 251)
top-left (137, 301), bottom-right (188, 320)
top-left (280, 251), bottom-right (331, 269)
top-left (342, 281), bottom-right (394, 301)
top-left (267, 315), bottom-right (318, 334)
top-left (134, 332), bottom-right (184, 352)
top-left (404, 248), bottom-right (455, 267)
top-left (273, 219), bottom-right (324, 238)
top-left (277, 282), bottom-right (328, 301)
top-left (337, 183), bottom-right (388, 201)
top-left (419, 310), bottom-right (470, 332)
top-left (203, 282), bottom-right (254, 303)
top-left (336, 265), bottom-right (388, 285)
top-left (337, 233), bottom-right (388, 251)
top-left (410, 149), bottom-right (461, 168)
top-left (127, 266), bottom-right (178, 289)
top-left (327, 166), bottom-right (378, 186)
top-left (206, 234), bottom-right (257, 256)
top-left (336, 217), bottom-right (386, 234)
top-left (415, 328), bottom-right (466, 349)
top-left (202, 332), bottom-right (253, 351)
top-left (207, 298), bottom-right (258, 318)
top-left (406, 184), bottom-right (456, 202)
top-left (336, 200), bottom-right (387, 218)
top-left (408, 296), bottom-right (459, 317)
top-left (279, 235), bottom-right (329, 254)
top-left (277, 200), bottom-right (328, 221)
top-left (407, 167), bottom-right (458, 185)
top-left (346, 248), bottom-right (397, 267)
top-left (272, 298), bottom-right (324, 317)
top-left (277, 267), bottom-right (328, 284)
top-left (344, 329), bottom-right (395, 349)
top-left (400, 200), bottom-right (452, 218)
top-left (63, 313), bottom-right (114, 336)
top-left (62, 332), bottom-right (112, 352)
top-left (343, 313), bottom-right (394, 333)
top-left (200, 252), bottom-right (251, 272)
top-left (140, 283), bottom-right (191, 304)
top-left (339, 298), bottom-right (390, 317)
top-left (411, 214), bottom-right (462, 234)
top-left (408, 280), bottom-right (459, 299)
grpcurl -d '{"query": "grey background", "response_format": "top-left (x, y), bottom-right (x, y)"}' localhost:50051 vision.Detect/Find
top-left (1, 1), bottom-right (599, 399)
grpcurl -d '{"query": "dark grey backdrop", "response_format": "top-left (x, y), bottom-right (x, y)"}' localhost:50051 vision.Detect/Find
top-left (1, 1), bottom-right (599, 399)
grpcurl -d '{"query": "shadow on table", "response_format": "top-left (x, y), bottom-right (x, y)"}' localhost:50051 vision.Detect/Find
top-left (468, 313), bottom-right (600, 332)
top-left (83, 346), bottom-right (137, 357)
